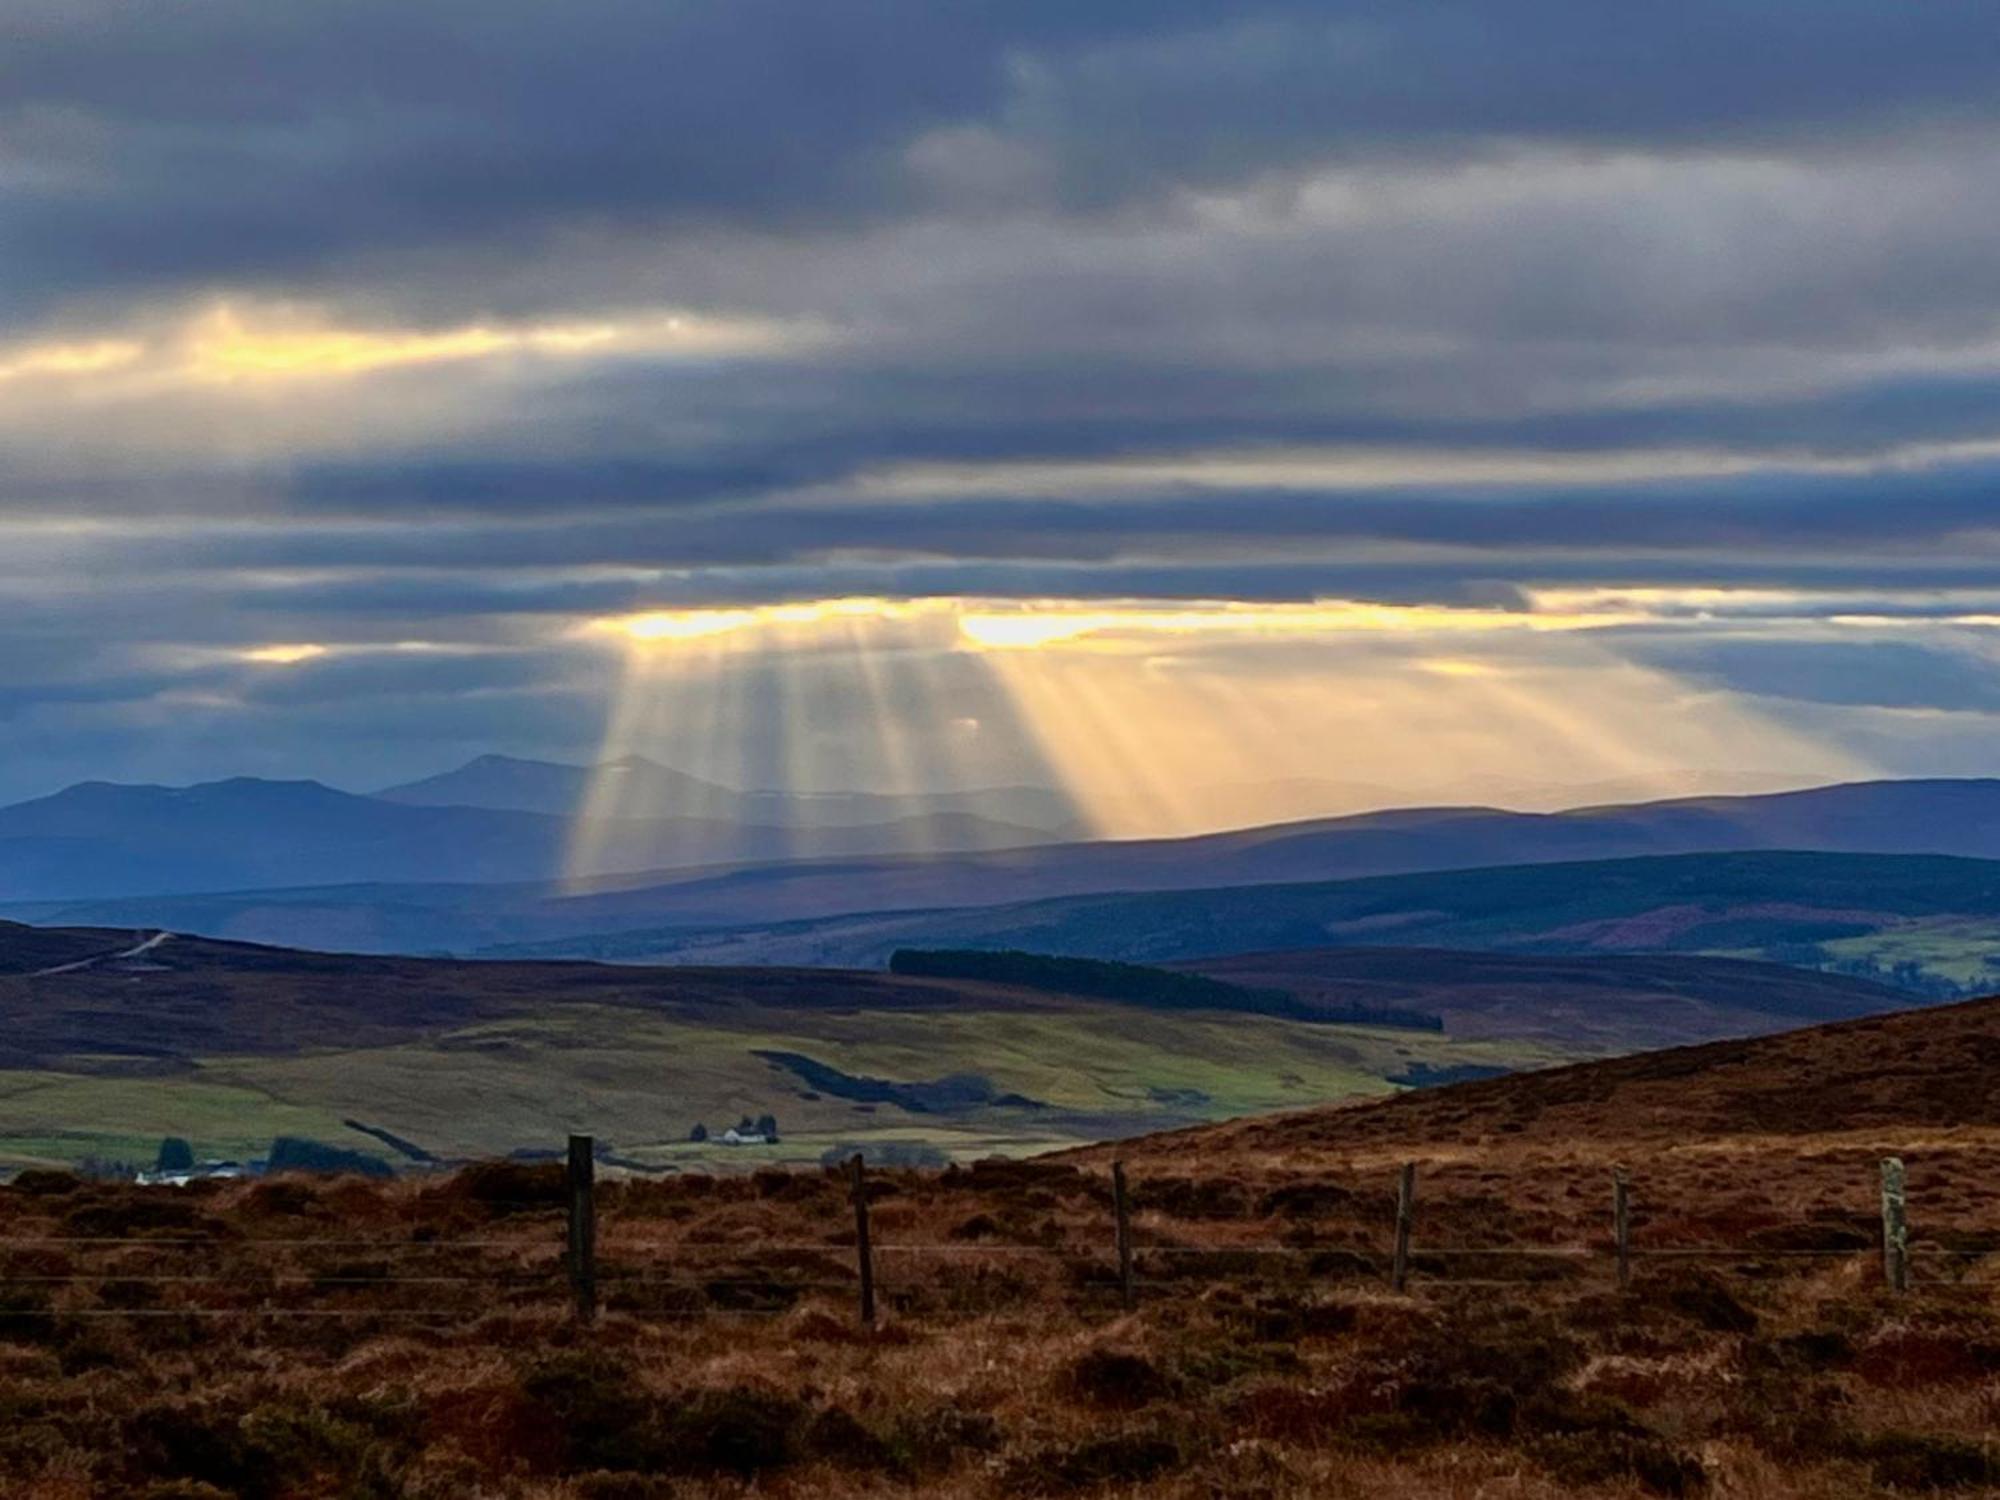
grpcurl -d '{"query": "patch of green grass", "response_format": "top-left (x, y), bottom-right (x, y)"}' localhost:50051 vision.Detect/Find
top-left (0, 1070), bottom-right (347, 1168)
top-left (1819, 918), bottom-right (2000, 988)
top-left (0, 1000), bottom-right (1569, 1171)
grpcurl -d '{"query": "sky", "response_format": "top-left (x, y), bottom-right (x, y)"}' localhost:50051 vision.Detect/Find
top-left (3, 2), bottom-right (2000, 824)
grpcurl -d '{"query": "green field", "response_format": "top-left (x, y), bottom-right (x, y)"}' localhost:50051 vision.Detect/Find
top-left (0, 999), bottom-right (1560, 1173)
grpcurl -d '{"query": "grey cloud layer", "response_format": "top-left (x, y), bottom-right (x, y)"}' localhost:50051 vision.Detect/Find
top-left (8, 2), bottom-right (2000, 316)
top-left (3, 1), bottom-right (2000, 795)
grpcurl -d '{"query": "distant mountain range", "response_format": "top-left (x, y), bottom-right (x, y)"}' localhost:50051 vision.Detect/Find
top-left (377, 753), bottom-right (1082, 832)
top-left (12, 775), bottom-right (2000, 956)
top-left (7, 776), bottom-right (1992, 952)
top-left (0, 763), bottom-right (1066, 901)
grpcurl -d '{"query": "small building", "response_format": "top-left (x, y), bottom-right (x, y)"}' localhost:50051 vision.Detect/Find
top-left (136, 1159), bottom-right (252, 1187)
top-left (718, 1128), bottom-right (768, 1146)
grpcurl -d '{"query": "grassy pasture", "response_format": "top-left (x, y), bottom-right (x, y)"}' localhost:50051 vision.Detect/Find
top-left (0, 999), bottom-right (1559, 1172)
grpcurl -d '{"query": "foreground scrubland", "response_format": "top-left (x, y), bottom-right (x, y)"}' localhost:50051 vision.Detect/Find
top-left (3, 1138), bottom-right (1999, 1499)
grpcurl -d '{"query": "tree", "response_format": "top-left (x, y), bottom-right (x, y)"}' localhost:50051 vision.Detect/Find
top-left (689, 1122), bottom-right (709, 1142)
top-left (754, 1113), bottom-right (779, 1141)
top-left (156, 1137), bottom-right (195, 1173)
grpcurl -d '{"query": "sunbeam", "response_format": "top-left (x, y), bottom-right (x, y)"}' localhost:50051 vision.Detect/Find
top-left (562, 595), bottom-right (1868, 872)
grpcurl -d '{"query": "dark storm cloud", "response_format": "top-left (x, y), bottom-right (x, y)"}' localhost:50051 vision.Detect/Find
top-left (1637, 639), bottom-right (2000, 714)
top-left (6, 1), bottom-right (2000, 795)
top-left (191, 465), bottom-right (2000, 571)
top-left (6, 2), bottom-right (1999, 317)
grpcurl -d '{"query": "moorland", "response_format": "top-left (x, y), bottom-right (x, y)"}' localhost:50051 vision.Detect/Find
top-left (3, 988), bottom-right (1998, 1497)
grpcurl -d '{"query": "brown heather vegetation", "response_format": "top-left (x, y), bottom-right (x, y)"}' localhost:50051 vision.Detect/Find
top-left (5, 993), bottom-right (2000, 1497)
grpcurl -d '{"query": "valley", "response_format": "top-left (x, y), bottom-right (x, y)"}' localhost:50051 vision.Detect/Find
top-left (0, 917), bottom-right (1921, 1175)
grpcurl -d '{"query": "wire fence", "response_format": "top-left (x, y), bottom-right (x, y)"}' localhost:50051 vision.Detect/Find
top-left (3, 1141), bottom-right (1993, 1329)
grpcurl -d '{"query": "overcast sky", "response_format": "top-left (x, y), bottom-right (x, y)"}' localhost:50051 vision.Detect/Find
top-left (2, 2), bottom-right (1998, 811)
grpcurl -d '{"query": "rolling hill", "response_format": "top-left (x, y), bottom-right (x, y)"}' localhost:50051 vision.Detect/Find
top-left (0, 915), bottom-right (1919, 1173)
top-left (518, 850), bottom-right (2000, 1000)
top-left (15, 776), bottom-right (2000, 953)
top-left (1178, 945), bottom-right (1919, 1051)
top-left (1100, 982), bottom-right (2000, 1174)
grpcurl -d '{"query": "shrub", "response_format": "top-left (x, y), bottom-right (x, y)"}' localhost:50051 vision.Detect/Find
top-left (1860, 1432), bottom-right (1995, 1491)
top-left (518, 1352), bottom-right (659, 1473)
top-left (802, 1406), bottom-right (893, 1470)
top-left (1666, 1278), bottom-right (1758, 1335)
top-left (883, 1407), bottom-right (1002, 1474)
top-left (125, 1396), bottom-right (392, 1498)
top-left (62, 1194), bottom-right (214, 1238)
top-left (266, 1137), bottom-right (393, 1178)
top-left (240, 1180), bottom-right (323, 1217)
top-left (574, 1475), bottom-right (679, 1500)
top-left (1531, 1432), bottom-right (1709, 1496)
top-left (0, 1288), bottom-right (56, 1344)
top-left (1004, 1429), bottom-right (1184, 1493)
top-left (7, 1169), bottom-right (81, 1196)
top-left (661, 1388), bottom-right (808, 1476)
top-left (449, 1159), bottom-right (567, 1213)
top-left (1065, 1348), bottom-right (1176, 1409)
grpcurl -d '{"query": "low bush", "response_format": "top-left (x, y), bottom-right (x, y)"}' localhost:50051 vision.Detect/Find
top-left (1531, 1431), bottom-right (1709, 1496)
top-left (1858, 1431), bottom-right (1996, 1491)
top-left (445, 1160), bottom-right (567, 1213)
top-left (1004, 1428), bottom-right (1185, 1493)
top-left (883, 1406), bottom-right (1002, 1474)
top-left (1065, 1347), bottom-right (1177, 1409)
top-left (660, 1387), bottom-right (809, 1476)
top-left (518, 1351), bottom-right (660, 1473)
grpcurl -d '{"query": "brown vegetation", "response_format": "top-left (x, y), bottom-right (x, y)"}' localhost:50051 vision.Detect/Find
top-left (4, 993), bottom-right (2000, 1496)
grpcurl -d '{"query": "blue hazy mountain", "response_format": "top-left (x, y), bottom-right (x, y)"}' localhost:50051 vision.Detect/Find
top-left (375, 752), bottom-right (1081, 832)
top-left (9, 777), bottom-right (2000, 953)
top-left (0, 773), bottom-right (1051, 901)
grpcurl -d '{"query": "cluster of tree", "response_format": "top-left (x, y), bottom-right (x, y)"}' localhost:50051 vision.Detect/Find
top-left (888, 949), bottom-right (1444, 1030)
top-left (1820, 953), bottom-right (1979, 1000)
top-left (267, 1136), bottom-right (394, 1178)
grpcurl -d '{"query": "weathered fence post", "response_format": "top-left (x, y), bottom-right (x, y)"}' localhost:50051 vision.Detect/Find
top-left (1112, 1160), bottom-right (1135, 1312)
top-left (1880, 1156), bottom-right (1909, 1295)
top-left (1391, 1162), bottom-right (1416, 1293)
top-left (566, 1133), bottom-right (597, 1325)
top-left (849, 1153), bottom-right (877, 1327)
top-left (1613, 1168), bottom-right (1632, 1291)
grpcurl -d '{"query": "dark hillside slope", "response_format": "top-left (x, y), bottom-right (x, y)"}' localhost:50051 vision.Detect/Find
top-left (1101, 986), bottom-right (2000, 1170)
top-left (531, 849), bottom-right (2000, 976)
top-left (1181, 945), bottom-right (1917, 1051)
top-left (0, 919), bottom-right (142, 975)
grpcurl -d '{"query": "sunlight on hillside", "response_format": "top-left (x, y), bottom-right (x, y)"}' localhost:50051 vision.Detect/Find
top-left (562, 596), bottom-right (1864, 874)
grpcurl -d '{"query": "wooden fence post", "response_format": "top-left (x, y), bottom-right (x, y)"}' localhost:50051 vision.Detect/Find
top-left (1391, 1162), bottom-right (1416, 1293)
top-left (1880, 1156), bottom-right (1909, 1295)
top-left (850, 1153), bottom-right (877, 1327)
top-left (1112, 1160), bottom-right (1135, 1312)
top-left (566, 1133), bottom-right (596, 1325)
top-left (1613, 1168), bottom-right (1632, 1291)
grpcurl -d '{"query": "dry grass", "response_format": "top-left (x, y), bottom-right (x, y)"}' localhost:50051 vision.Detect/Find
top-left (4, 1141), bottom-right (2000, 1499)
top-left (9, 996), bottom-right (2000, 1495)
